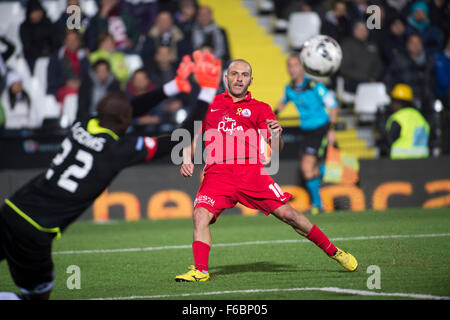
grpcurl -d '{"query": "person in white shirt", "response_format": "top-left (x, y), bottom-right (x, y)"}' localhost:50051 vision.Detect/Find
top-left (1, 71), bottom-right (41, 130)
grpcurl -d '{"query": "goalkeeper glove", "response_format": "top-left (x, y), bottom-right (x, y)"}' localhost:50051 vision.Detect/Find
top-left (192, 50), bottom-right (222, 90)
top-left (174, 55), bottom-right (195, 93)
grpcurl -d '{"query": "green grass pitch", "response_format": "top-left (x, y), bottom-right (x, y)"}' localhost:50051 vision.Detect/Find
top-left (1, 208), bottom-right (449, 300)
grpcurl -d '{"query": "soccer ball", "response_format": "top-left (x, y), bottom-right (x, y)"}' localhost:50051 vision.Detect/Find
top-left (300, 35), bottom-right (342, 77)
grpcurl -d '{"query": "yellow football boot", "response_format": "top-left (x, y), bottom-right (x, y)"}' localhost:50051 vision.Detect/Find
top-left (175, 265), bottom-right (210, 282)
top-left (332, 247), bottom-right (358, 271)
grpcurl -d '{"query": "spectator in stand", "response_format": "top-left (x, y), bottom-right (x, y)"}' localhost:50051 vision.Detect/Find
top-left (140, 10), bottom-right (191, 64)
top-left (428, 0), bottom-right (450, 40)
top-left (405, 0), bottom-right (443, 57)
top-left (143, 45), bottom-right (185, 125)
top-left (126, 68), bottom-right (160, 126)
top-left (145, 45), bottom-right (177, 87)
top-left (380, 16), bottom-right (408, 66)
top-left (191, 6), bottom-right (230, 63)
top-left (1, 71), bottom-right (41, 129)
top-left (120, 0), bottom-right (160, 35)
top-left (47, 31), bottom-right (90, 103)
top-left (84, 0), bottom-right (139, 52)
top-left (54, 0), bottom-right (91, 46)
top-left (339, 21), bottom-right (383, 92)
top-left (77, 59), bottom-right (121, 120)
top-left (367, 2), bottom-right (390, 53)
top-left (346, 0), bottom-right (368, 23)
top-left (0, 36), bottom-right (16, 93)
top-left (175, 0), bottom-right (198, 44)
top-left (19, 0), bottom-right (59, 73)
top-left (126, 68), bottom-right (155, 98)
top-left (434, 36), bottom-right (450, 105)
top-left (90, 33), bottom-right (130, 88)
top-left (435, 36), bottom-right (450, 153)
top-left (383, 34), bottom-right (436, 112)
top-left (320, 0), bottom-right (351, 45)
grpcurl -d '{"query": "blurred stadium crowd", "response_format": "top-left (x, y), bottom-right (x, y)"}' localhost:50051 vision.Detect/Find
top-left (0, 0), bottom-right (231, 136)
top-left (0, 0), bottom-right (449, 155)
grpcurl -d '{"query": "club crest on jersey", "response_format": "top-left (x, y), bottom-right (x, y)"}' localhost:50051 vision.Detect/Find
top-left (218, 116), bottom-right (243, 135)
top-left (241, 108), bottom-right (251, 117)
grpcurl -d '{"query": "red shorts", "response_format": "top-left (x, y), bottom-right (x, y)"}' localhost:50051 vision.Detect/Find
top-left (194, 163), bottom-right (292, 223)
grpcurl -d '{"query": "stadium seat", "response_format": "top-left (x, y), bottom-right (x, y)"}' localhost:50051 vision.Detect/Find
top-left (60, 94), bottom-right (78, 128)
top-left (80, 0), bottom-right (98, 17)
top-left (42, 0), bottom-right (64, 23)
top-left (0, 2), bottom-right (24, 33)
top-left (287, 12), bottom-right (321, 50)
top-left (336, 76), bottom-right (356, 106)
top-left (124, 54), bottom-right (143, 74)
top-left (7, 55), bottom-right (32, 90)
top-left (272, 17), bottom-right (289, 33)
top-left (257, 0), bottom-right (274, 14)
top-left (33, 57), bottom-right (50, 93)
top-left (42, 94), bottom-right (62, 119)
top-left (354, 82), bottom-right (390, 122)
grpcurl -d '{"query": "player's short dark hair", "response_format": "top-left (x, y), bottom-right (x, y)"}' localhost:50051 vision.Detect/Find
top-left (97, 92), bottom-right (131, 123)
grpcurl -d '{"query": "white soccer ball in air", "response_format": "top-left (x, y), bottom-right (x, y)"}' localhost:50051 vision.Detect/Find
top-left (300, 35), bottom-right (342, 77)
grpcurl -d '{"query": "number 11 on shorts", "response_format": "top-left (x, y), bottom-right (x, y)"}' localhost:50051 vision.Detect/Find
top-left (269, 183), bottom-right (284, 198)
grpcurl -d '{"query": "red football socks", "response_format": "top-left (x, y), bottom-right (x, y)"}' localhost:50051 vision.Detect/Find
top-left (192, 241), bottom-right (211, 272)
top-left (306, 225), bottom-right (337, 257)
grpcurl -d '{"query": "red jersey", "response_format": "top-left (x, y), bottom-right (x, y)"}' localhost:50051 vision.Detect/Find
top-left (201, 90), bottom-right (276, 171)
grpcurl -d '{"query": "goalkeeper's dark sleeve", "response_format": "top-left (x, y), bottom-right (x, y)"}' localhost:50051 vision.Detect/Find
top-left (152, 88), bottom-right (216, 160)
top-left (130, 80), bottom-right (182, 117)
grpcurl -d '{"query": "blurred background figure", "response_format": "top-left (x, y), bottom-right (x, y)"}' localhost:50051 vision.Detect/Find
top-left (320, 0), bottom-right (351, 45)
top-left (85, 0), bottom-right (139, 52)
top-left (384, 83), bottom-right (430, 159)
top-left (0, 36), bottom-right (16, 93)
top-left (175, 0), bottom-right (198, 44)
top-left (145, 45), bottom-right (177, 87)
top-left (77, 59), bottom-right (120, 120)
top-left (275, 54), bottom-right (339, 215)
top-left (405, 0), bottom-right (444, 57)
top-left (191, 5), bottom-right (230, 63)
top-left (340, 21), bottom-right (383, 93)
top-left (90, 33), bottom-right (130, 88)
top-left (19, 0), bottom-right (59, 72)
top-left (54, 0), bottom-right (91, 46)
top-left (435, 36), bottom-right (450, 154)
top-left (383, 34), bottom-right (436, 112)
top-left (125, 68), bottom-right (160, 128)
top-left (380, 16), bottom-right (408, 66)
top-left (1, 71), bottom-right (40, 129)
top-left (120, 0), bottom-right (160, 35)
top-left (47, 31), bottom-right (89, 101)
top-left (140, 10), bottom-right (191, 64)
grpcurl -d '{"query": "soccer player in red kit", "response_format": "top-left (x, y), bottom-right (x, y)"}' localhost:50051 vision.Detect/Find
top-left (175, 59), bottom-right (358, 282)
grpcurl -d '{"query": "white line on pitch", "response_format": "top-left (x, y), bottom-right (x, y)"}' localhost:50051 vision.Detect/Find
top-left (91, 286), bottom-right (450, 300)
top-left (52, 232), bottom-right (450, 255)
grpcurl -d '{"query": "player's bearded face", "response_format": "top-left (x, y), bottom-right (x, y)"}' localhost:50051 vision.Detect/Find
top-left (226, 62), bottom-right (252, 98)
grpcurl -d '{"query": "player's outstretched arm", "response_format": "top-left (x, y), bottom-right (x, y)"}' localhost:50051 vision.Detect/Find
top-left (130, 55), bottom-right (195, 117)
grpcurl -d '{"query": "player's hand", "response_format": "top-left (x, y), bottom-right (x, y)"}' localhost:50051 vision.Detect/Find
top-left (266, 119), bottom-right (283, 136)
top-left (192, 50), bottom-right (222, 89)
top-left (175, 55), bottom-right (195, 93)
top-left (327, 129), bottom-right (336, 146)
top-left (180, 163), bottom-right (194, 177)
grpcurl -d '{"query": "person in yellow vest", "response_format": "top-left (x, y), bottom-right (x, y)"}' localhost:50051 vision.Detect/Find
top-left (385, 84), bottom-right (430, 159)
